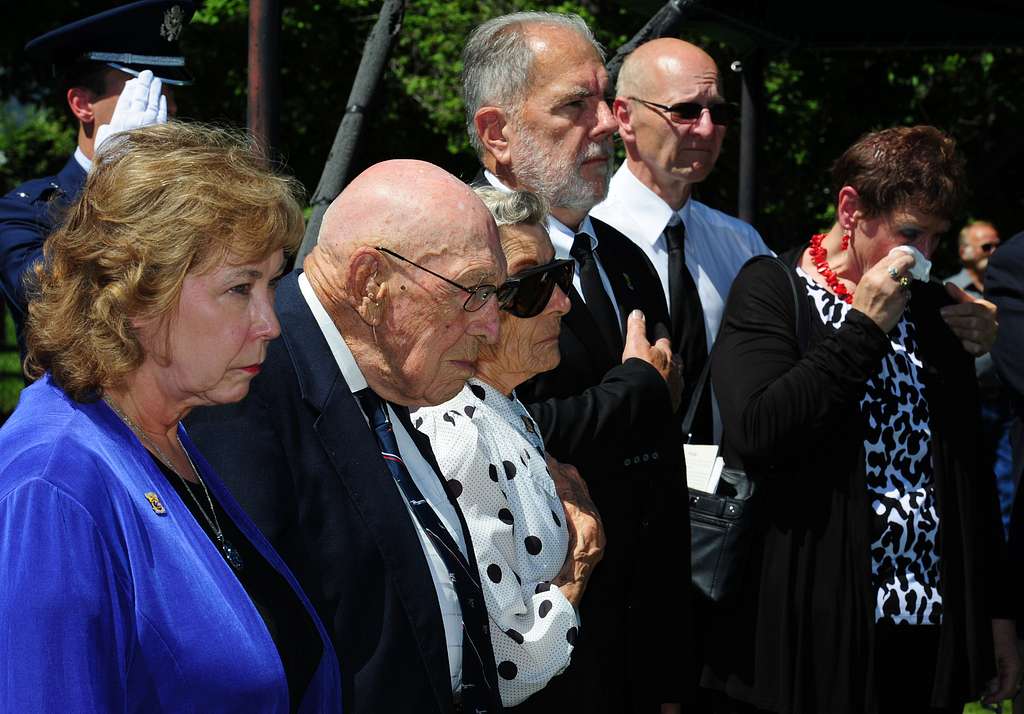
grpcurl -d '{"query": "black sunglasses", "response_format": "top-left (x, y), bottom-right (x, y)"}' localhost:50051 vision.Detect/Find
top-left (629, 97), bottom-right (739, 126)
top-left (497, 258), bottom-right (575, 319)
top-left (376, 246), bottom-right (499, 312)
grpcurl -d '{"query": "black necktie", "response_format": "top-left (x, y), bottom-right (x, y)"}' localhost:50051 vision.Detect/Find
top-left (570, 232), bottom-right (623, 356)
top-left (355, 389), bottom-right (500, 713)
top-left (665, 219), bottom-right (712, 440)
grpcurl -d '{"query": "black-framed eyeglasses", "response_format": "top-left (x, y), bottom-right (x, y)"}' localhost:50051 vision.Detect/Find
top-left (629, 97), bottom-right (739, 126)
top-left (375, 246), bottom-right (499, 312)
top-left (496, 258), bottom-right (575, 319)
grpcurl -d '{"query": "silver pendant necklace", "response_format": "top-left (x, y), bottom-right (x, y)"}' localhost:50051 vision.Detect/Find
top-left (103, 395), bottom-right (244, 572)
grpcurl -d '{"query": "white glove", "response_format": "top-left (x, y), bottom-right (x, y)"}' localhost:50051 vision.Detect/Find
top-left (94, 70), bottom-right (168, 154)
top-left (889, 245), bottom-right (932, 282)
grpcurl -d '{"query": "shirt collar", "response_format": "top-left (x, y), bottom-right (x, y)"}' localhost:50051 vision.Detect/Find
top-left (74, 147), bottom-right (91, 173)
top-left (547, 213), bottom-right (597, 258)
top-left (483, 170), bottom-right (598, 255)
top-left (297, 272), bottom-right (368, 392)
top-left (483, 169), bottom-right (510, 192)
top-left (594, 163), bottom-right (689, 249)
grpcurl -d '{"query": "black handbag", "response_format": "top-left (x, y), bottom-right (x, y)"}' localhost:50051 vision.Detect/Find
top-left (687, 255), bottom-right (808, 603)
top-left (685, 353), bottom-right (758, 602)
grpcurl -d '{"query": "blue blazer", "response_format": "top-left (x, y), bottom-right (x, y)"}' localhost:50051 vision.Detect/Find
top-left (185, 271), bottom-right (495, 714)
top-left (0, 375), bottom-right (342, 713)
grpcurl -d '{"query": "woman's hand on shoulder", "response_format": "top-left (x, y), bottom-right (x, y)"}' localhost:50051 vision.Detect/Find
top-left (851, 252), bottom-right (914, 333)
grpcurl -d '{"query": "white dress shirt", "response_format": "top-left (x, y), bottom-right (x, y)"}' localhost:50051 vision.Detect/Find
top-left (483, 170), bottom-right (624, 331)
top-left (414, 379), bottom-right (578, 706)
top-left (298, 272), bottom-right (466, 692)
top-left (590, 163), bottom-right (772, 441)
top-left (74, 147), bottom-right (91, 172)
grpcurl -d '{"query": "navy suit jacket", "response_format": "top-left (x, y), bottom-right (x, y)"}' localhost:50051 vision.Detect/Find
top-left (0, 155), bottom-right (87, 359)
top-left (187, 271), bottom-right (494, 714)
top-left (985, 231), bottom-right (1024, 627)
top-left (987, 232), bottom-right (1024, 418)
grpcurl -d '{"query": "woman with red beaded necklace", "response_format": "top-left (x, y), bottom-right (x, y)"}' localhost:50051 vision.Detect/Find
top-left (700, 126), bottom-right (1020, 714)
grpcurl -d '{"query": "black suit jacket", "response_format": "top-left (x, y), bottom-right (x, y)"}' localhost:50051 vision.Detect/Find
top-left (594, 216), bottom-right (715, 443)
top-left (515, 217), bottom-right (691, 710)
top-left (186, 272), bottom-right (497, 714)
top-left (518, 219), bottom-right (677, 482)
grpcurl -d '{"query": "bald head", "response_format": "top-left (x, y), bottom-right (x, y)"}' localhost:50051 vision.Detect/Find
top-left (317, 159), bottom-right (497, 267)
top-left (617, 38), bottom-right (719, 98)
top-left (614, 38), bottom-right (726, 209)
top-left (306, 159), bottom-right (506, 407)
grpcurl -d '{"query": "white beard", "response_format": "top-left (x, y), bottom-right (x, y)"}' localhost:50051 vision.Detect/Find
top-left (511, 125), bottom-right (612, 214)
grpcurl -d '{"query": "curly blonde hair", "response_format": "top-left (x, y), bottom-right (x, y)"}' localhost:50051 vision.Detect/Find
top-left (24, 122), bottom-right (305, 401)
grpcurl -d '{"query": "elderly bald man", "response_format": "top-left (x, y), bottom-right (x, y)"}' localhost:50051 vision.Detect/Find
top-left (187, 160), bottom-right (507, 714)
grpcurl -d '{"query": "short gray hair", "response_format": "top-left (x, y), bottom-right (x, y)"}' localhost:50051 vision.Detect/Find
top-left (474, 187), bottom-right (549, 228)
top-left (462, 12), bottom-right (605, 158)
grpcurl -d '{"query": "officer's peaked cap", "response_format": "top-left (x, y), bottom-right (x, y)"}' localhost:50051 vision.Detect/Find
top-left (25, 0), bottom-right (196, 86)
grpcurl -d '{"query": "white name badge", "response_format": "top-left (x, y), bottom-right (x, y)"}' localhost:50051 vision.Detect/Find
top-left (684, 444), bottom-right (725, 494)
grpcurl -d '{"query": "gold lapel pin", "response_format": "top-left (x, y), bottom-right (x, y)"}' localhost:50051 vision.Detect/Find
top-left (144, 492), bottom-right (168, 516)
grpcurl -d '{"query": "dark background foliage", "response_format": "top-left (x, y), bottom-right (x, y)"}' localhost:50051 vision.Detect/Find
top-left (2, 0), bottom-right (1023, 409)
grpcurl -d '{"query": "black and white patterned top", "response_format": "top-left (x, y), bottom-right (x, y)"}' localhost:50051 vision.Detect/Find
top-left (412, 379), bottom-right (577, 706)
top-left (797, 268), bottom-right (943, 625)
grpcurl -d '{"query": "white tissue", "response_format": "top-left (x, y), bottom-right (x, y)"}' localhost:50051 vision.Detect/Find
top-left (889, 245), bottom-right (932, 282)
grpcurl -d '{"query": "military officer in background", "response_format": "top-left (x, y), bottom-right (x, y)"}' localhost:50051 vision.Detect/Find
top-left (0, 0), bottom-right (194, 362)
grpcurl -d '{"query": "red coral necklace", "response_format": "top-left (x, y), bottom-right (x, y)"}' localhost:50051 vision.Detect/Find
top-left (808, 233), bottom-right (854, 304)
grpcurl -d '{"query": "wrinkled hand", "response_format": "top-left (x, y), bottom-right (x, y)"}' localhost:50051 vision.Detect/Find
top-left (942, 283), bottom-right (998, 356)
top-left (545, 453), bottom-right (604, 607)
top-left (982, 618), bottom-right (1022, 706)
top-left (851, 251), bottom-right (914, 333)
top-left (94, 70), bottom-right (168, 154)
top-left (622, 309), bottom-right (683, 411)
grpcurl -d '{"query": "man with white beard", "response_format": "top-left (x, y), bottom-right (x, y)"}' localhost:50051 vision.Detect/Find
top-left (463, 12), bottom-right (691, 714)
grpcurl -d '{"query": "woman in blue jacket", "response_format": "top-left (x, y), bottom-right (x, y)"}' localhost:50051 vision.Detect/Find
top-left (0, 121), bottom-right (341, 712)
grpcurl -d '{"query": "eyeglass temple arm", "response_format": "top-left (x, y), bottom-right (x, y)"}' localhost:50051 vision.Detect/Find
top-left (375, 246), bottom-right (472, 294)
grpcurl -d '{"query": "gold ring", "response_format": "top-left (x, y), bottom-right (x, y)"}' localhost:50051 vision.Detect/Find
top-left (898, 276), bottom-right (911, 289)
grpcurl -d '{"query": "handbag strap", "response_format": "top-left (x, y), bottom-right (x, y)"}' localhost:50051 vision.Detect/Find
top-left (681, 254), bottom-right (809, 443)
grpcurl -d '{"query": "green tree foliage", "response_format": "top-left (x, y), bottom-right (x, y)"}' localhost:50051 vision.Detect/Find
top-left (2, 1), bottom-right (1023, 416)
top-left (682, 42), bottom-right (1023, 271)
top-left (6, 1), bottom-right (1020, 257)
top-left (0, 99), bottom-right (75, 190)
top-left (179, 0), bottom-right (637, 186)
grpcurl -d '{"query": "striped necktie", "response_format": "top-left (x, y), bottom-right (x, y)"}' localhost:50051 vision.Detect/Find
top-left (355, 388), bottom-right (501, 713)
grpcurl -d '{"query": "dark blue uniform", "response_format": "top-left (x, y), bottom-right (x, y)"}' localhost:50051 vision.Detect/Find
top-left (0, 155), bottom-right (86, 358)
top-left (3, 0), bottom-right (196, 362)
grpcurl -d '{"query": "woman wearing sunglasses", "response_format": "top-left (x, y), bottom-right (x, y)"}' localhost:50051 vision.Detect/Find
top-left (414, 188), bottom-right (604, 707)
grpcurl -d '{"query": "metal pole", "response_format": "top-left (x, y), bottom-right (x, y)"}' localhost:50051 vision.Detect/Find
top-left (735, 53), bottom-right (761, 225)
top-left (248, 0), bottom-right (281, 154)
top-left (296, 0), bottom-right (407, 265)
top-left (605, 0), bottom-right (697, 85)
